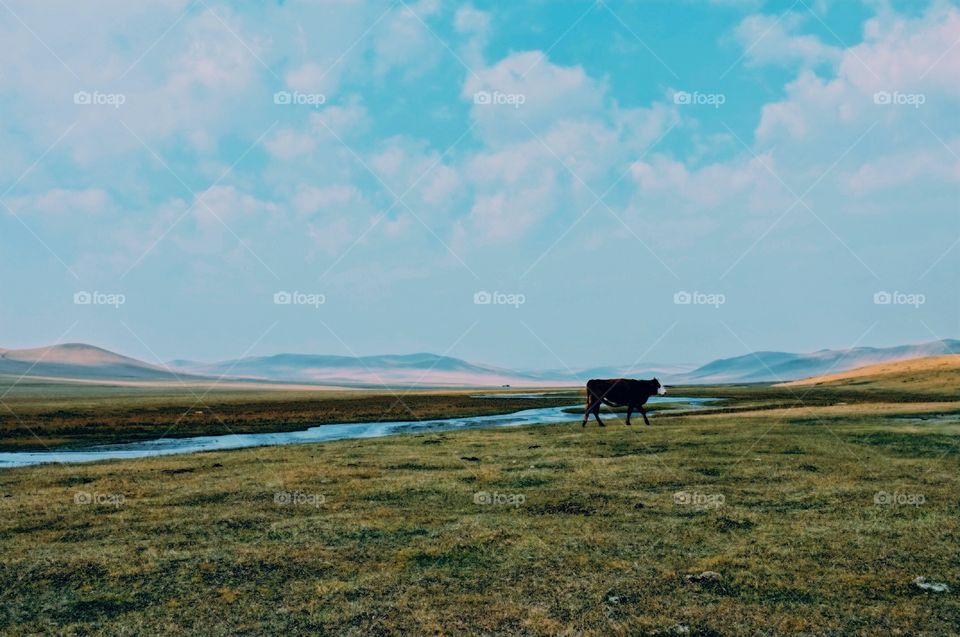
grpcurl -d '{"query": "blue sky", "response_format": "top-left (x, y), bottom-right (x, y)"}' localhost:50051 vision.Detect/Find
top-left (1, 0), bottom-right (958, 370)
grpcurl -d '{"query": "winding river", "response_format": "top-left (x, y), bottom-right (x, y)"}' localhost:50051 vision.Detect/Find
top-left (0, 396), bottom-right (714, 468)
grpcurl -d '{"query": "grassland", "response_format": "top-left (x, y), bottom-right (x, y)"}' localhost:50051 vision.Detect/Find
top-left (1, 372), bottom-right (958, 635)
top-left (781, 354), bottom-right (960, 395)
top-left (3, 356), bottom-right (954, 453)
top-left (0, 379), bottom-right (580, 451)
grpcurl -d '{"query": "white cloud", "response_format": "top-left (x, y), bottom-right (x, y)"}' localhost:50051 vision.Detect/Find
top-left (454, 4), bottom-right (491, 66)
top-left (365, 136), bottom-right (467, 220)
top-left (846, 146), bottom-right (960, 195)
top-left (292, 184), bottom-right (380, 255)
top-left (309, 97), bottom-right (369, 138)
top-left (370, 0), bottom-right (444, 78)
top-left (165, 186), bottom-right (283, 259)
top-left (308, 218), bottom-right (354, 255)
top-left (733, 13), bottom-right (841, 68)
top-left (283, 62), bottom-right (341, 97)
top-left (757, 4), bottom-right (960, 154)
top-left (464, 51), bottom-right (607, 143)
top-left (446, 51), bottom-right (683, 248)
top-left (455, 137), bottom-right (563, 244)
top-left (293, 184), bottom-right (363, 217)
top-left (193, 185), bottom-right (279, 226)
top-left (265, 128), bottom-right (316, 159)
top-left (618, 2), bottom-right (960, 269)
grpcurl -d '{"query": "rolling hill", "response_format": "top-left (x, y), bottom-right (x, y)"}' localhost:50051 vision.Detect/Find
top-left (673, 339), bottom-right (960, 384)
top-left (169, 352), bottom-right (544, 387)
top-left (0, 343), bottom-right (191, 382)
top-left (169, 354), bottom-right (689, 387)
top-left (779, 354), bottom-right (960, 394)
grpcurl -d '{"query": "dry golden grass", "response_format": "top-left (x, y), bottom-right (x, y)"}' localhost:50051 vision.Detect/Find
top-left (780, 354), bottom-right (960, 392)
top-left (1, 393), bottom-right (958, 635)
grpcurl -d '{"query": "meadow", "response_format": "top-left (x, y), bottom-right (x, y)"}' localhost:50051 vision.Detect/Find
top-left (1, 372), bottom-right (958, 635)
top-left (0, 379), bottom-right (579, 451)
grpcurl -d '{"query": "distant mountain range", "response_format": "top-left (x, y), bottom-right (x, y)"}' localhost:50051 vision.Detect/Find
top-left (170, 353), bottom-right (533, 387)
top-left (168, 354), bottom-right (688, 388)
top-left (671, 339), bottom-right (960, 384)
top-left (2, 339), bottom-right (958, 387)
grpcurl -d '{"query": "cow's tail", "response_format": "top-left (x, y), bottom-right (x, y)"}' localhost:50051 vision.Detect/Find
top-left (586, 382), bottom-right (617, 407)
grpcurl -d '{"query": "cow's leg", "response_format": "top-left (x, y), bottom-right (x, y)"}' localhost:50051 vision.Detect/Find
top-left (592, 399), bottom-right (604, 427)
top-left (581, 396), bottom-right (595, 427)
top-left (640, 405), bottom-right (651, 426)
top-left (625, 405), bottom-right (633, 426)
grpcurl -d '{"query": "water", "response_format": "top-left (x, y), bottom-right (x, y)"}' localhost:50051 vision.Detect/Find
top-left (0, 396), bottom-right (714, 469)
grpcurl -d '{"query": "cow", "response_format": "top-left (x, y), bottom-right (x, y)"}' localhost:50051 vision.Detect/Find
top-left (582, 378), bottom-right (666, 428)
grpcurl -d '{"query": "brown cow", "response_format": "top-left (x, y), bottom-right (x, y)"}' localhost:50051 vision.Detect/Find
top-left (582, 378), bottom-right (665, 427)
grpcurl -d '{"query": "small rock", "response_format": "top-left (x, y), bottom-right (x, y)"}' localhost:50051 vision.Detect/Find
top-left (663, 625), bottom-right (690, 636)
top-left (605, 594), bottom-right (620, 604)
top-left (685, 570), bottom-right (722, 584)
top-left (912, 576), bottom-right (950, 593)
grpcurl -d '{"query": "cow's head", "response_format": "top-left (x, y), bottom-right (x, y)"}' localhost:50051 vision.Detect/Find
top-left (654, 378), bottom-right (666, 395)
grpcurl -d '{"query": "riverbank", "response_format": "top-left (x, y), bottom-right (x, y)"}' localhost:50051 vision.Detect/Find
top-left (0, 397), bottom-right (715, 468)
top-left (0, 383), bottom-right (581, 451)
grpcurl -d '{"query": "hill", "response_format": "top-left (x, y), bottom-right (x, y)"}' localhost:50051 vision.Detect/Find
top-left (779, 354), bottom-right (960, 394)
top-left (675, 339), bottom-right (960, 383)
top-left (169, 352), bottom-right (545, 387)
top-left (0, 343), bottom-right (191, 382)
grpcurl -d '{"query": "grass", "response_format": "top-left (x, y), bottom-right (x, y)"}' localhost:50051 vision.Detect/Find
top-left (781, 354), bottom-right (960, 397)
top-left (1, 385), bottom-right (958, 635)
top-left (0, 381), bottom-right (580, 451)
top-left (4, 369), bottom-right (947, 453)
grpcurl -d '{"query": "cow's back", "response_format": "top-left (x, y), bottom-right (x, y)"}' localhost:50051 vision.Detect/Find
top-left (587, 378), bottom-right (651, 405)
top-left (587, 378), bottom-right (631, 403)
